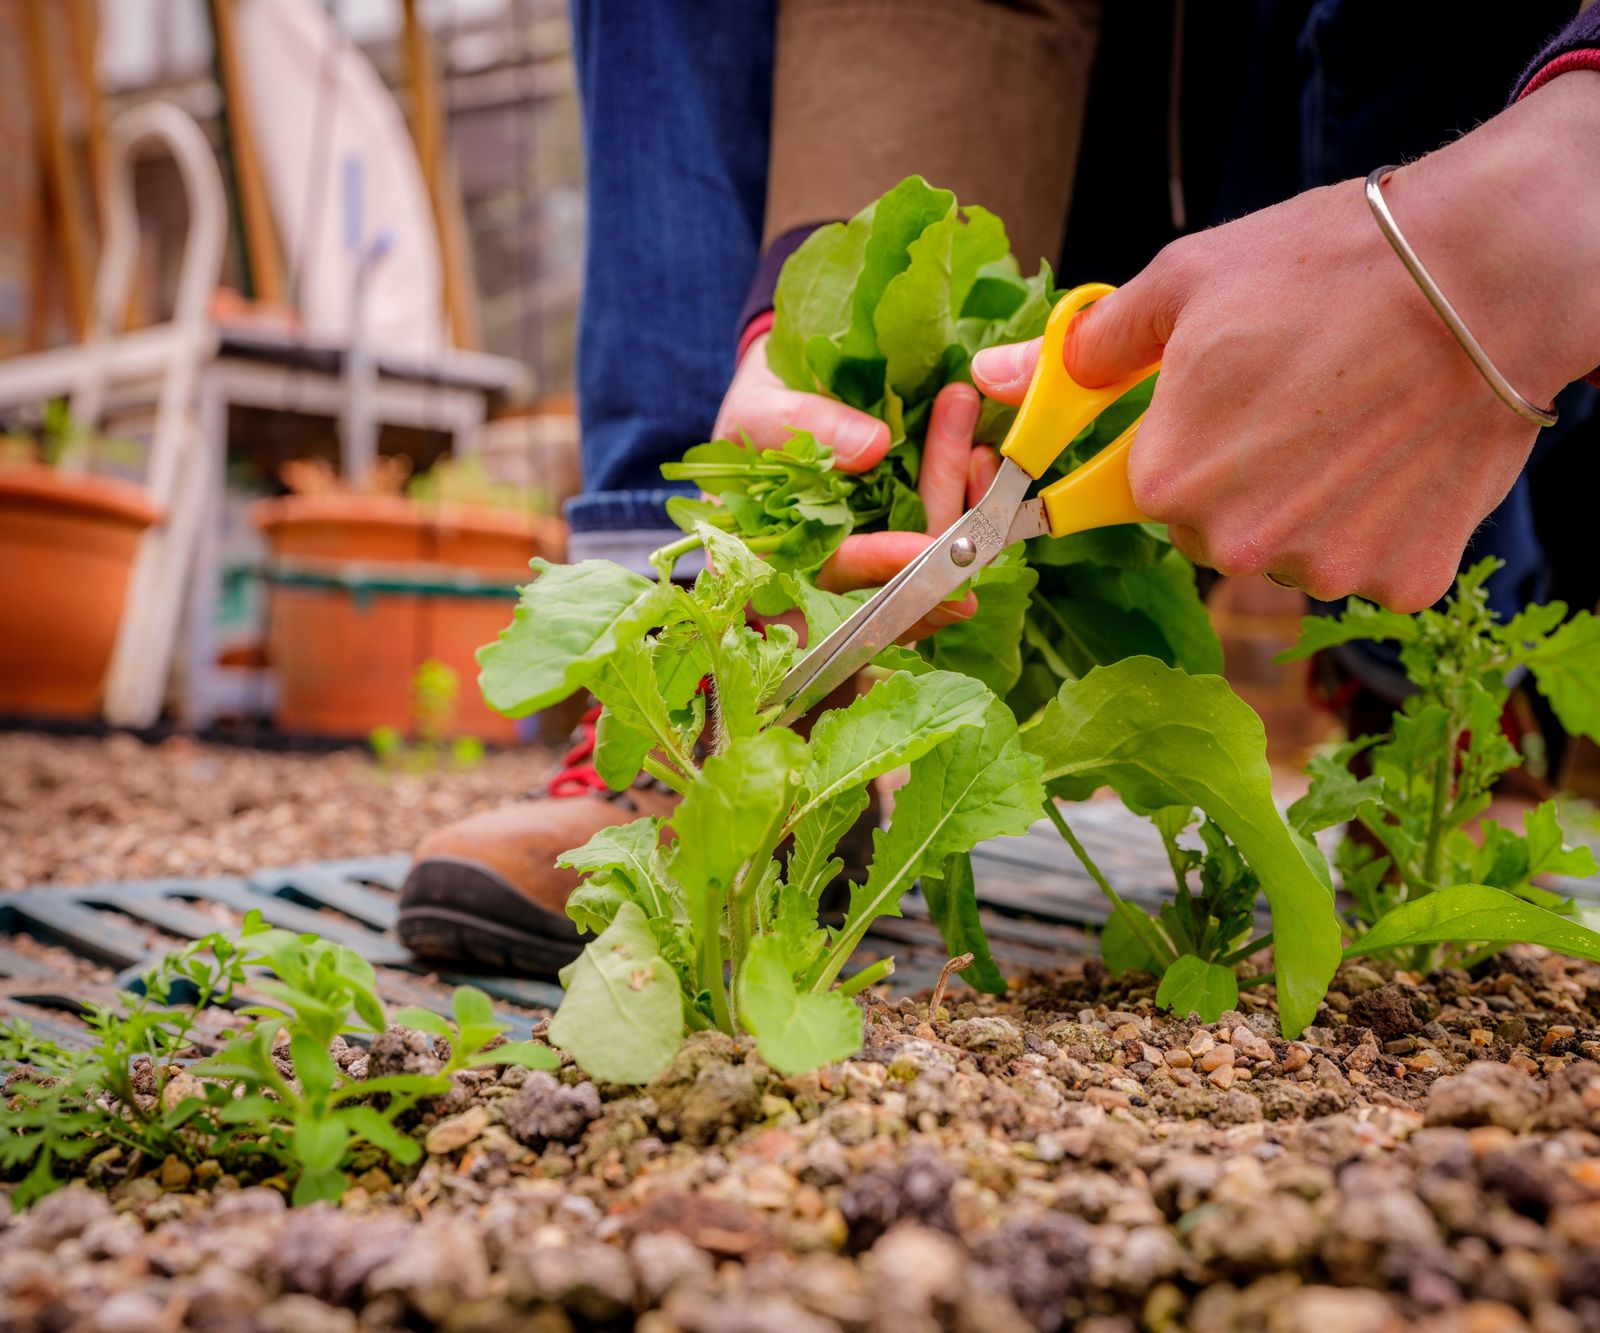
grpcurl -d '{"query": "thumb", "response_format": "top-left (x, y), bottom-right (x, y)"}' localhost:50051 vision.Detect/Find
top-left (1063, 264), bottom-right (1184, 387)
top-left (971, 337), bottom-right (1041, 406)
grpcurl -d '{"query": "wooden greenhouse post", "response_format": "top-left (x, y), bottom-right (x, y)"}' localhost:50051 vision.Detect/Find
top-left (21, 0), bottom-right (92, 340)
top-left (206, 0), bottom-right (285, 306)
top-left (399, 0), bottom-right (481, 349)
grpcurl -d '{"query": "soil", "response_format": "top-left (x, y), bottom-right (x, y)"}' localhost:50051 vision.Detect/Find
top-left (0, 733), bottom-right (553, 890)
top-left (6, 734), bottom-right (1600, 1331)
top-left (6, 949), bottom-right (1600, 1332)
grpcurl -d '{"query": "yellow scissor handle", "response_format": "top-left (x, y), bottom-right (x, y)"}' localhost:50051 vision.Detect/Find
top-left (997, 282), bottom-right (1159, 538)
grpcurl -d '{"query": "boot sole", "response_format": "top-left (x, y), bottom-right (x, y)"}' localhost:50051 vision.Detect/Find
top-left (397, 856), bottom-right (584, 978)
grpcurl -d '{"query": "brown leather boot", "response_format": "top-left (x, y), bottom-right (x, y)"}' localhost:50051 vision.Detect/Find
top-left (398, 709), bottom-right (678, 973)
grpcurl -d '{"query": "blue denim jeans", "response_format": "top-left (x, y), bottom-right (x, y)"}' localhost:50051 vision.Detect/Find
top-left (565, 0), bottom-right (775, 574)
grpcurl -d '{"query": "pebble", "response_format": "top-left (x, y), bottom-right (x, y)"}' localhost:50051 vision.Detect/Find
top-left (1425, 1062), bottom-right (1545, 1132)
top-left (4, 783), bottom-right (1597, 1333)
top-left (424, 1106), bottom-right (491, 1155)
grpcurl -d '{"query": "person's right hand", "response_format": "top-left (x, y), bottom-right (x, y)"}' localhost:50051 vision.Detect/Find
top-left (971, 71), bottom-right (1600, 612)
top-left (721, 335), bottom-right (997, 638)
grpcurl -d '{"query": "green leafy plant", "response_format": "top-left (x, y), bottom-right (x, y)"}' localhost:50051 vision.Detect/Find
top-left (0, 399), bottom-right (142, 470)
top-left (660, 176), bottom-right (1220, 714)
top-left (1020, 657), bottom-right (1344, 1035)
top-left (407, 454), bottom-right (552, 514)
top-left (1279, 559), bottom-right (1600, 971)
top-left (477, 523), bottom-right (1043, 1081)
top-left (1, 915), bottom-right (553, 1209)
top-left (370, 659), bottom-right (485, 773)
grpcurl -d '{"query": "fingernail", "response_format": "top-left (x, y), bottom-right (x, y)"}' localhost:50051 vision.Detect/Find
top-left (974, 343), bottom-right (1026, 387)
top-left (833, 418), bottom-right (881, 466)
top-left (945, 386), bottom-right (979, 435)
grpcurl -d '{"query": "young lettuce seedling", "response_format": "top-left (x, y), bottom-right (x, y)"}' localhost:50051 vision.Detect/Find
top-left (662, 175), bottom-right (1222, 714)
top-left (477, 524), bottom-right (1044, 1081)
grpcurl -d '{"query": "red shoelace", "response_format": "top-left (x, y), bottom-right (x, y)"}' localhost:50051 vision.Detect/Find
top-left (547, 705), bottom-right (607, 797)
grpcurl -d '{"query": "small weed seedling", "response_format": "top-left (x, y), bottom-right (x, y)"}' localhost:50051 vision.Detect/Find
top-left (1, 914), bottom-right (554, 1209)
top-left (370, 658), bottom-right (485, 773)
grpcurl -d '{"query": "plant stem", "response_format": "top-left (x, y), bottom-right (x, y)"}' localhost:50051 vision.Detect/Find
top-left (1041, 799), bottom-right (1177, 967)
top-left (1215, 932), bottom-right (1273, 968)
top-left (641, 753), bottom-right (688, 794)
top-left (1419, 727), bottom-right (1456, 893)
top-left (1453, 940), bottom-right (1509, 972)
top-left (1237, 971), bottom-right (1276, 990)
top-left (838, 957), bottom-right (895, 998)
top-left (701, 930), bottom-right (733, 1035)
top-left (648, 534), bottom-right (702, 581)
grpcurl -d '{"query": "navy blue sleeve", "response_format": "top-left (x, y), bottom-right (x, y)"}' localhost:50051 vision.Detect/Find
top-left (1515, 7), bottom-right (1600, 98)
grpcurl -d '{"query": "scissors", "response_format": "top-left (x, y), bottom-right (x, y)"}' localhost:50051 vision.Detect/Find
top-left (769, 282), bottom-right (1160, 727)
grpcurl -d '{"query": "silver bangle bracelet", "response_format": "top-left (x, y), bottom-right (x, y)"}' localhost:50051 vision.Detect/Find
top-left (1365, 165), bottom-right (1558, 428)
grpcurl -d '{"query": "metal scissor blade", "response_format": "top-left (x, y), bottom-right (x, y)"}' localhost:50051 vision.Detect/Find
top-left (1005, 498), bottom-right (1051, 546)
top-left (768, 460), bottom-right (1034, 727)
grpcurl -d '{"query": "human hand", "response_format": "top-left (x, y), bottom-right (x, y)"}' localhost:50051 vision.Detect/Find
top-left (724, 336), bottom-right (999, 638)
top-left (715, 333), bottom-right (892, 472)
top-left (972, 73), bottom-right (1600, 612)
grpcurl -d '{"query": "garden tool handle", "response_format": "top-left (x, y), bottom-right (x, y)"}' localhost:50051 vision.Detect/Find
top-left (997, 282), bottom-right (1160, 539)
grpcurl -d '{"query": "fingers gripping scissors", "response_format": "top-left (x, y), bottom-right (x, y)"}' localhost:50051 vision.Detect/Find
top-left (769, 283), bottom-right (1160, 727)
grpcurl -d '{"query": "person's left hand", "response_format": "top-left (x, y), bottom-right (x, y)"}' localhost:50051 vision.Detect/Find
top-left (815, 380), bottom-right (999, 639)
top-left (722, 336), bottom-right (999, 640)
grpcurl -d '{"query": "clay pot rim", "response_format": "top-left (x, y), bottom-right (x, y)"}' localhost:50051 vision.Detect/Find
top-left (252, 492), bottom-right (557, 541)
top-left (0, 463), bottom-right (161, 528)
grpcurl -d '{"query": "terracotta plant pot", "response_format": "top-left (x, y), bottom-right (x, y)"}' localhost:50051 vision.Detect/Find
top-left (0, 465), bottom-right (162, 718)
top-left (254, 494), bottom-right (561, 743)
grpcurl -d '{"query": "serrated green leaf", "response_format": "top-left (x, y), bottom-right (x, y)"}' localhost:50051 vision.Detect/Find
top-left (1287, 749), bottom-right (1386, 836)
top-left (557, 817), bottom-right (672, 927)
top-left (478, 560), bottom-right (674, 717)
top-left (1521, 611), bottom-right (1600, 743)
top-left (823, 700), bottom-right (1043, 987)
top-left (792, 669), bottom-right (993, 828)
top-left (1276, 598), bottom-right (1420, 663)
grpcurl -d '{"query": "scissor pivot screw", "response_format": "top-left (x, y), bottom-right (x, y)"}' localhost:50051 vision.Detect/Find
top-left (949, 536), bottom-right (978, 567)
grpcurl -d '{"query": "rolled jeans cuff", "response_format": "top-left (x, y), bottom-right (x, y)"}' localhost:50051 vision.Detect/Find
top-left (563, 489), bottom-right (705, 579)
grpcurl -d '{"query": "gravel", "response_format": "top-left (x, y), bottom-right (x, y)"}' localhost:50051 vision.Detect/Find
top-left (6, 733), bottom-right (1600, 1330)
top-left (0, 732), bottom-right (553, 889)
top-left (6, 946), bottom-right (1600, 1331)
